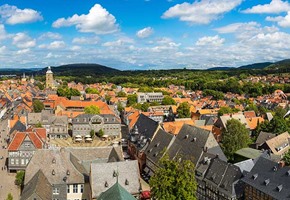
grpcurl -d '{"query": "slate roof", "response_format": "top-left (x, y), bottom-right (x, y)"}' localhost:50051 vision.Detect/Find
top-left (145, 129), bottom-right (175, 166)
top-left (20, 170), bottom-right (52, 200)
top-left (90, 160), bottom-right (140, 198)
top-left (97, 182), bottom-right (136, 200)
top-left (167, 124), bottom-right (227, 165)
top-left (133, 113), bottom-right (159, 140)
top-left (9, 120), bottom-right (26, 134)
top-left (25, 148), bottom-right (87, 185)
top-left (242, 157), bottom-right (290, 199)
top-left (204, 158), bottom-right (243, 198)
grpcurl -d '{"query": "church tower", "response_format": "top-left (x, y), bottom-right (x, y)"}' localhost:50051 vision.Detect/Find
top-left (46, 66), bottom-right (54, 89)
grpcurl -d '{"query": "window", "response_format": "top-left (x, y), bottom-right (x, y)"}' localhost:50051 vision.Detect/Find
top-left (73, 184), bottom-right (78, 193)
top-left (15, 159), bottom-right (19, 165)
top-left (24, 143), bottom-right (30, 148)
top-left (67, 185), bottom-right (70, 193)
top-left (11, 159), bottom-right (14, 165)
top-left (80, 184), bottom-right (84, 193)
top-left (21, 159), bottom-right (24, 165)
top-left (53, 187), bottom-right (59, 195)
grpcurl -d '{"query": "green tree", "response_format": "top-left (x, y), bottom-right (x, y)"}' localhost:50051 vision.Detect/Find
top-left (141, 102), bottom-right (150, 112)
top-left (85, 87), bottom-right (100, 94)
top-left (35, 82), bottom-right (44, 90)
top-left (32, 99), bottom-right (44, 113)
top-left (177, 102), bottom-right (191, 118)
top-left (162, 96), bottom-right (176, 105)
top-left (117, 91), bottom-right (127, 97)
top-left (222, 119), bottom-right (251, 160)
top-left (35, 122), bottom-right (42, 128)
top-left (117, 102), bottom-right (124, 113)
top-left (6, 193), bottom-right (13, 200)
top-left (283, 149), bottom-right (290, 166)
top-left (97, 129), bottom-right (104, 137)
top-left (149, 154), bottom-right (197, 200)
top-left (90, 130), bottom-right (95, 138)
top-left (15, 171), bottom-right (25, 187)
top-left (218, 107), bottom-right (233, 116)
top-left (84, 105), bottom-right (100, 114)
top-left (127, 94), bottom-right (137, 107)
top-left (105, 95), bottom-right (111, 104)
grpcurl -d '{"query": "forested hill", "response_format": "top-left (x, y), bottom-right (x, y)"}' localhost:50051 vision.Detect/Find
top-left (37, 63), bottom-right (120, 76)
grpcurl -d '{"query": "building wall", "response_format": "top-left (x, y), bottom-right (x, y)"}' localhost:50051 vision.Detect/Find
top-left (244, 185), bottom-right (274, 200)
top-left (67, 183), bottom-right (90, 200)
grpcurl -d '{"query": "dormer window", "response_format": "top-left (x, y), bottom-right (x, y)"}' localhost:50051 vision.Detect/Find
top-left (52, 170), bottom-right (55, 175)
top-left (192, 137), bottom-right (197, 142)
top-left (52, 158), bottom-right (56, 164)
top-left (125, 179), bottom-right (129, 185)
top-left (252, 173), bottom-right (258, 180)
top-left (66, 170), bottom-right (70, 175)
top-left (113, 171), bottom-right (118, 177)
top-left (277, 185), bottom-right (283, 192)
top-left (264, 179), bottom-right (270, 186)
top-left (105, 181), bottom-right (109, 187)
top-left (155, 143), bottom-right (160, 147)
top-left (287, 170), bottom-right (290, 176)
top-left (184, 135), bottom-right (189, 139)
top-left (153, 152), bottom-right (158, 157)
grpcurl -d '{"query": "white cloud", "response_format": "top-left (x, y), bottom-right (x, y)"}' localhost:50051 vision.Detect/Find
top-left (0, 24), bottom-right (7, 40)
top-left (102, 38), bottom-right (134, 47)
top-left (242, 0), bottom-right (290, 14)
top-left (12, 33), bottom-right (36, 48)
top-left (196, 35), bottom-right (225, 46)
top-left (0, 4), bottom-right (43, 25)
top-left (162, 0), bottom-right (242, 24)
top-left (39, 41), bottom-right (66, 50)
top-left (72, 36), bottom-right (99, 44)
top-left (215, 22), bottom-right (279, 40)
top-left (136, 27), bottom-right (154, 38)
top-left (0, 46), bottom-right (6, 53)
top-left (266, 11), bottom-right (290, 27)
top-left (52, 4), bottom-right (118, 34)
top-left (70, 46), bottom-right (81, 51)
top-left (16, 48), bottom-right (30, 55)
top-left (151, 37), bottom-right (180, 52)
top-left (39, 32), bottom-right (62, 40)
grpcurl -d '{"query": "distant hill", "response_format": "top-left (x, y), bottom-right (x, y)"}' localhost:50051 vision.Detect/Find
top-left (37, 63), bottom-right (119, 76)
top-left (265, 59), bottom-right (290, 70)
top-left (238, 62), bottom-right (273, 70)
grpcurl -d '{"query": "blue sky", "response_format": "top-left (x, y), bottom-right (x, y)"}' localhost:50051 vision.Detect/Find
top-left (0, 0), bottom-right (290, 70)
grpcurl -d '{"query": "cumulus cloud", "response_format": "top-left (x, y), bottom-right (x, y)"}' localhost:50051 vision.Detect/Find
top-left (39, 41), bottom-right (66, 50)
top-left (72, 36), bottom-right (99, 44)
top-left (266, 12), bottom-right (290, 27)
top-left (12, 33), bottom-right (36, 48)
top-left (0, 24), bottom-right (7, 40)
top-left (39, 32), bottom-right (62, 40)
top-left (52, 4), bottom-right (118, 34)
top-left (136, 27), bottom-right (154, 38)
top-left (196, 35), bottom-right (225, 46)
top-left (162, 0), bottom-right (242, 24)
top-left (0, 4), bottom-right (43, 25)
top-left (16, 48), bottom-right (30, 55)
top-left (102, 38), bottom-right (134, 47)
top-left (242, 0), bottom-right (290, 14)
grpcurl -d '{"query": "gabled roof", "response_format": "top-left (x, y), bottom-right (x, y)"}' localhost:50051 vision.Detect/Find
top-left (242, 157), bottom-right (290, 199)
top-left (256, 131), bottom-right (276, 146)
top-left (167, 124), bottom-right (227, 165)
top-left (91, 160), bottom-right (140, 199)
top-left (145, 129), bottom-right (175, 165)
top-left (133, 113), bottom-right (159, 140)
top-left (204, 158), bottom-right (243, 198)
top-left (97, 182), bottom-right (136, 200)
top-left (20, 170), bottom-right (52, 200)
top-left (266, 132), bottom-right (290, 155)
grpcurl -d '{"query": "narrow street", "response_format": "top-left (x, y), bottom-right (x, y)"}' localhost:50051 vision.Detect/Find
top-left (0, 119), bottom-right (20, 200)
